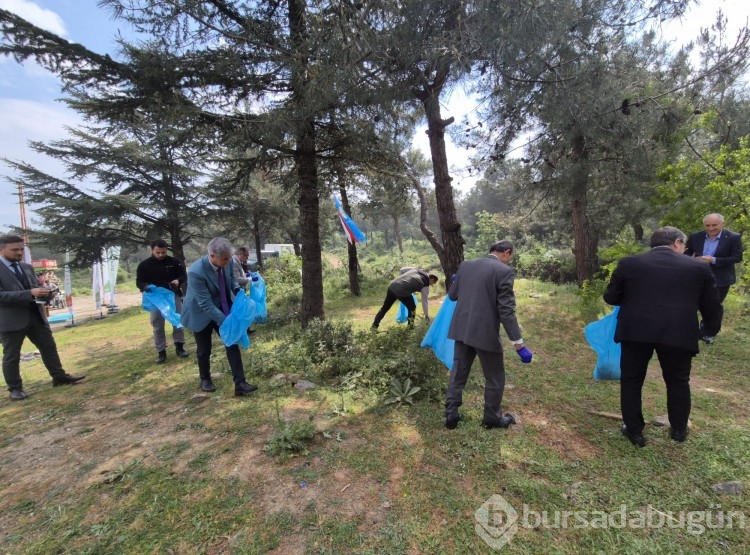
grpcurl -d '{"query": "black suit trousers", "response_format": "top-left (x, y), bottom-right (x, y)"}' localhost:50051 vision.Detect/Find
top-left (193, 322), bottom-right (247, 384)
top-left (373, 289), bottom-right (416, 326)
top-left (620, 341), bottom-right (693, 434)
top-left (1, 307), bottom-right (65, 390)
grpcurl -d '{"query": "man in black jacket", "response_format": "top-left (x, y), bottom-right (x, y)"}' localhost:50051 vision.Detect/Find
top-left (685, 213), bottom-right (743, 343)
top-left (136, 239), bottom-right (189, 364)
top-left (604, 227), bottom-right (721, 446)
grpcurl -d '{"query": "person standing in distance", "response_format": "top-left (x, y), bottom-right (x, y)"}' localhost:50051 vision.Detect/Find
top-left (136, 239), bottom-right (189, 364)
top-left (684, 213), bottom-right (743, 344)
top-left (231, 246), bottom-right (251, 291)
top-left (0, 234), bottom-right (85, 401)
top-left (604, 227), bottom-right (721, 446)
top-left (445, 240), bottom-right (532, 430)
top-left (180, 237), bottom-right (258, 396)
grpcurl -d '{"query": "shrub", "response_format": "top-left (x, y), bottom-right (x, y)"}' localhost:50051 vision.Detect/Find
top-left (515, 246), bottom-right (577, 284)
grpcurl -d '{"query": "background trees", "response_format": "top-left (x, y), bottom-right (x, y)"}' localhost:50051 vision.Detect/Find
top-left (2, 0), bottom-right (750, 315)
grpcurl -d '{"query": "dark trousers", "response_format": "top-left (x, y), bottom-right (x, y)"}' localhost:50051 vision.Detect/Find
top-left (373, 288), bottom-right (416, 326)
top-left (445, 340), bottom-right (506, 423)
top-left (1, 309), bottom-right (65, 390)
top-left (193, 322), bottom-right (246, 385)
top-left (620, 341), bottom-right (693, 434)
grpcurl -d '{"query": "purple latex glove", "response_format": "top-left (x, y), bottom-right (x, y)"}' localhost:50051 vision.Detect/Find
top-left (516, 346), bottom-right (533, 363)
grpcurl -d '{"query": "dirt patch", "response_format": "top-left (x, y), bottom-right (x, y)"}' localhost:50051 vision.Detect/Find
top-left (517, 407), bottom-right (604, 461)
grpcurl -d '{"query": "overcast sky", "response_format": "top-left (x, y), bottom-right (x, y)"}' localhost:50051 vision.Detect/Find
top-left (1, 0), bottom-right (748, 235)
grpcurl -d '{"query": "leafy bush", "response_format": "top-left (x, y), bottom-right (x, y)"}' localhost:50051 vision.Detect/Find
top-left (514, 245), bottom-right (577, 284)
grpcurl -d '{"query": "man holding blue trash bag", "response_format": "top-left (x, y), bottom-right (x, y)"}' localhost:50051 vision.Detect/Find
top-left (371, 268), bottom-right (438, 330)
top-left (136, 239), bottom-right (189, 364)
top-left (603, 227), bottom-right (721, 447)
top-left (180, 237), bottom-right (258, 396)
top-left (444, 240), bottom-right (532, 431)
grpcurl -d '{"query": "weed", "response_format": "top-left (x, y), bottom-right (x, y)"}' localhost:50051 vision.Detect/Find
top-left (384, 377), bottom-right (421, 406)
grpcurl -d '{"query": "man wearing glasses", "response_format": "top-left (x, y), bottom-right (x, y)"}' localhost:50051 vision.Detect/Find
top-left (604, 227), bottom-right (721, 446)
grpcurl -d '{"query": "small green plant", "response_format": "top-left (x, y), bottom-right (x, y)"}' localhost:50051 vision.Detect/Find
top-left (264, 400), bottom-right (317, 458)
top-left (265, 420), bottom-right (316, 458)
top-left (384, 377), bottom-right (421, 406)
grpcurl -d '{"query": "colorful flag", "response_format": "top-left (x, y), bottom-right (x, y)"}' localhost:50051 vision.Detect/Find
top-left (333, 195), bottom-right (366, 244)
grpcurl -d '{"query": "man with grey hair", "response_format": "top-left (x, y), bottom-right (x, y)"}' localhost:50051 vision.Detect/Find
top-left (604, 226), bottom-right (721, 446)
top-left (685, 213), bottom-right (743, 343)
top-left (445, 240), bottom-right (532, 430)
top-left (232, 246), bottom-right (251, 290)
top-left (181, 238), bottom-right (257, 396)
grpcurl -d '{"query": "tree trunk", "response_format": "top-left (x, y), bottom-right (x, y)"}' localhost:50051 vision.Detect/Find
top-left (289, 0), bottom-right (324, 325)
top-left (392, 214), bottom-right (404, 254)
top-left (408, 170), bottom-right (449, 290)
top-left (570, 135), bottom-right (599, 286)
top-left (339, 185), bottom-right (361, 296)
top-left (421, 94), bottom-right (464, 281)
top-left (253, 216), bottom-right (263, 269)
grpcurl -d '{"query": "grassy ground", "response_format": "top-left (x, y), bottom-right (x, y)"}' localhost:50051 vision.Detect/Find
top-left (1, 278), bottom-right (748, 554)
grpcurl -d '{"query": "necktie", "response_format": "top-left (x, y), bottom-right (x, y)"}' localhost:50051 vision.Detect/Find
top-left (10, 263), bottom-right (29, 289)
top-left (217, 267), bottom-right (230, 315)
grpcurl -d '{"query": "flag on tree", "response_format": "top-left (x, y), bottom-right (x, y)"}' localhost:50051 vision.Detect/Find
top-left (333, 195), bottom-right (366, 244)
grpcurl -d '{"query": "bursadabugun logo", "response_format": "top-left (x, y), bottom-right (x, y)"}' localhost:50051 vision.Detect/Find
top-left (474, 494), bottom-right (519, 550)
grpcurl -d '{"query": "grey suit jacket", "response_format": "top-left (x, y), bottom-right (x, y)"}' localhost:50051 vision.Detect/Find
top-left (0, 260), bottom-right (48, 332)
top-left (448, 255), bottom-right (522, 352)
top-left (180, 256), bottom-right (239, 332)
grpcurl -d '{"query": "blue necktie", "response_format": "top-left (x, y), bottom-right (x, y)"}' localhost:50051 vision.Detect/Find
top-left (11, 263), bottom-right (29, 289)
top-left (217, 267), bottom-right (230, 315)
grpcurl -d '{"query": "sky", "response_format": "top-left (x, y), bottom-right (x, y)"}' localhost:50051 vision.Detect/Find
top-left (1, 0), bottom-right (749, 234)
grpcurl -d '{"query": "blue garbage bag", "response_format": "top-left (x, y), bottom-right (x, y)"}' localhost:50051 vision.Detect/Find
top-left (584, 306), bottom-right (621, 380)
top-left (249, 273), bottom-right (267, 324)
top-left (219, 290), bottom-right (257, 348)
top-left (420, 297), bottom-right (456, 371)
top-left (396, 294), bottom-right (418, 324)
top-left (142, 286), bottom-right (183, 328)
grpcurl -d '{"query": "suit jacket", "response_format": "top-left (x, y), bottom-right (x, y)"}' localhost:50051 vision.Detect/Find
top-left (603, 247), bottom-right (721, 354)
top-left (180, 256), bottom-right (239, 332)
top-left (0, 260), bottom-right (48, 332)
top-left (447, 255), bottom-right (522, 353)
top-left (685, 229), bottom-right (743, 288)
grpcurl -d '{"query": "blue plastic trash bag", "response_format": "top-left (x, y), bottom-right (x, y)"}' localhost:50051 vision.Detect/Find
top-left (420, 297), bottom-right (456, 371)
top-left (584, 306), bottom-right (621, 380)
top-left (219, 290), bottom-right (257, 348)
top-left (396, 294), bottom-right (418, 324)
top-left (142, 286), bottom-right (183, 328)
top-left (249, 273), bottom-right (267, 324)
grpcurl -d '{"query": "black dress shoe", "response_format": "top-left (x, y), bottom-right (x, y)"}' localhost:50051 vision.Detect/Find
top-left (9, 388), bottom-right (27, 401)
top-left (52, 373), bottom-right (86, 387)
top-left (482, 413), bottom-right (516, 429)
top-left (156, 350), bottom-right (167, 364)
top-left (200, 379), bottom-right (216, 392)
top-left (445, 412), bottom-right (464, 430)
top-left (670, 428), bottom-right (688, 443)
top-left (621, 424), bottom-right (646, 447)
top-left (235, 382), bottom-right (258, 396)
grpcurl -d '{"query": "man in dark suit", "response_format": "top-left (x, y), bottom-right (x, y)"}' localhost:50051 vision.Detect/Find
top-left (444, 240), bottom-right (533, 430)
top-left (604, 227), bottom-right (721, 446)
top-left (180, 237), bottom-right (257, 396)
top-left (0, 235), bottom-right (85, 401)
top-left (136, 239), bottom-right (189, 364)
top-left (685, 213), bottom-right (743, 343)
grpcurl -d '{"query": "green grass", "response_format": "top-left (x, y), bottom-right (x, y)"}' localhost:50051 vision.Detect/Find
top-left (1, 275), bottom-right (748, 554)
